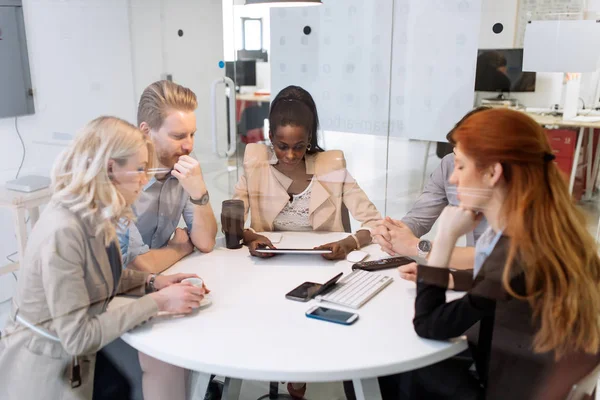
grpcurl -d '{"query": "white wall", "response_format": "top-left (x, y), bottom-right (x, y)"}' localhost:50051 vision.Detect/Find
top-left (0, 0), bottom-right (138, 303)
top-left (0, 0), bottom-right (225, 306)
top-left (478, 0), bottom-right (518, 48)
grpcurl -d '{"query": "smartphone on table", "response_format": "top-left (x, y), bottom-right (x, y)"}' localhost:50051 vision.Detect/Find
top-left (305, 305), bottom-right (359, 325)
top-left (285, 272), bottom-right (343, 302)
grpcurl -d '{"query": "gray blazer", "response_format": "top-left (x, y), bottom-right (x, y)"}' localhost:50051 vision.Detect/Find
top-left (0, 202), bottom-right (159, 400)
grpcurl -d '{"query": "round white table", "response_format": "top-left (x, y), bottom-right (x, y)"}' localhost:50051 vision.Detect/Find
top-left (112, 232), bottom-right (467, 400)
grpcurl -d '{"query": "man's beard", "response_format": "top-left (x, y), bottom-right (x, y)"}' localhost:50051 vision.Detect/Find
top-left (157, 150), bottom-right (190, 168)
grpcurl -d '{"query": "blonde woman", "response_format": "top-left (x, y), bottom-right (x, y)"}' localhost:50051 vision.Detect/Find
top-left (0, 117), bottom-right (206, 400)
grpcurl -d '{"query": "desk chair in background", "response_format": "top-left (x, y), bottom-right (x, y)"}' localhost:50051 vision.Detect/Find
top-left (436, 142), bottom-right (454, 159)
top-left (238, 103), bottom-right (269, 144)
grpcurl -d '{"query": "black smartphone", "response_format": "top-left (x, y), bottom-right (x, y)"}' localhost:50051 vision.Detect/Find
top-left (352, 256), bottom-right (414, 272)
top-left (285, 272), bottom-right (343, 302)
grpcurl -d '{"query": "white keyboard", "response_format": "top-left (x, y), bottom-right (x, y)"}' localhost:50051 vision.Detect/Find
top-left (316, 269), bottom-right (393, 309)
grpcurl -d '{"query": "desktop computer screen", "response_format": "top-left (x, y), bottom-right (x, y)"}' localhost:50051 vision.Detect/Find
top-left (474, 48), bottom-right (536, 93)
top-left (225, 60), bottom-right (257, 87)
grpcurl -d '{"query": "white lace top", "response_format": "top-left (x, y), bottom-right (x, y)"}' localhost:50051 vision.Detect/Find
top-left (272, 178), bottom-right (314, 231)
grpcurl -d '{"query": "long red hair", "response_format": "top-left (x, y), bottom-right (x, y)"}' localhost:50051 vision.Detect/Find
top-left (451, 108), bottom-right (600, 358)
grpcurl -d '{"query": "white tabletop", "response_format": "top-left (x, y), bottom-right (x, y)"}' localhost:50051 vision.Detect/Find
top-left (523, 111), bottom-right (600, 129)
top-left (112, 232), bottom-right (467, 382)
top-left (0, 186), bottom-right (52, 207)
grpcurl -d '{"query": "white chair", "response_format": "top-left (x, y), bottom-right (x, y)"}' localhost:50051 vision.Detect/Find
top-left (566, 362), bottom-right (600, 400)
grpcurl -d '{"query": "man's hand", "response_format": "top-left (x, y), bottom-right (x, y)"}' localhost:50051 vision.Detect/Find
top-left (172, 155), bottom-right (207, 199)
top-left (168, 228), bottom-right (194, 257)
top-left (372, 217), bottom-right (419, 257)
top-left (372, 222), bottom-right (395, 256)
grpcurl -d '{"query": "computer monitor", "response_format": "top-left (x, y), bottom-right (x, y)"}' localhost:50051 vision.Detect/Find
top-left (237, 49), bottom-right (268, 62)
top-left (225, 60), bottom-right (257, 87)
top-left (474, 49), bottom-right (536, 93)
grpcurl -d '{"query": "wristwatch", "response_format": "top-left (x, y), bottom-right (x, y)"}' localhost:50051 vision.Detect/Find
top-left (147, 274), bottom-right (157, 293)
top-left (190, 191), bottom-right (210, 206)
top-left (417, 239), bottom-right (432, 258)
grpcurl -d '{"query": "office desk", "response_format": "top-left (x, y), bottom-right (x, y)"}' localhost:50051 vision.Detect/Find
top-left (111, 232), bottom-right (467, 400)
top-left (236, 93), bottom-right (270, 103)
top-left (234, 93), bottom-right (271, 124)
top-left (522, 112), bottom-right (600, 200)
top-left (0, 186), bottom-right (52, 276)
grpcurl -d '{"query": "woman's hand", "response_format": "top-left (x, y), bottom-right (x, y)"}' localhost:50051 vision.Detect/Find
top-left (248, 235), bottom-right (276, 258)
top-left (315, 237), bottom-right (356, 260)
top-left (150, 283), bottom-right (205, 314)
top-left (397, 262), bottom-right (454, 289)
top-left (153, 273), bottom-right (210, 293)
top-left (436, 206), bottom-right (483, 241)
top-left (398, 262), bottom-right (418, 282)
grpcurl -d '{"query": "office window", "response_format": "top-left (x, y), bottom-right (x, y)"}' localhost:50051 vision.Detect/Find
top-left (242, 18), bottom-right (262, 51)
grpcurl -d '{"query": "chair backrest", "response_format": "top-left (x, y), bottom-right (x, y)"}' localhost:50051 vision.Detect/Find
top-left (566, 362), bottom-right (600, 400)
top-left (436, 141), bottom-right (454, 159)
top-left (238, 104), bottom-right (269, 135)
top-left (341, 202), bottom-right (352, 233)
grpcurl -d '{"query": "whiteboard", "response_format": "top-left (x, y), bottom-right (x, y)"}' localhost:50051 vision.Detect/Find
top-left (389, 0), bottom-right (481, 141)
top-left (270, 0), bottom-right (395, 137)
top-left (270, 0), bottom-right (482, 143)
top-left (515, 0), bottom-right (585, 47)
top-left (523, 20), bottom-right (600, 73)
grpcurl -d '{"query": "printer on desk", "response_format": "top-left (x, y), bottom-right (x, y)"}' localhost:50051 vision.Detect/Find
top-left (5, 175), bottom-right (51, 193)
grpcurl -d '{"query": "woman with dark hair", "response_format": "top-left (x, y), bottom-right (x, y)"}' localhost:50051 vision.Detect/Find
top-left (268, 84), bottom-right (324, 154)
top-left (234, 85), bottom-right (381, 264)
top-left (234, 85), bottom-right (380, 397)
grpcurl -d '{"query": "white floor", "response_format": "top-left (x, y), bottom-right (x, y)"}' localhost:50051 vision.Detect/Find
top-left (1, 134), bottom-right (600, 399)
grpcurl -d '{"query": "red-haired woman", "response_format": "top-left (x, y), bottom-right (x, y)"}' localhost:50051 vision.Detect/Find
top-left (389, 108), bottom-right (600, 400)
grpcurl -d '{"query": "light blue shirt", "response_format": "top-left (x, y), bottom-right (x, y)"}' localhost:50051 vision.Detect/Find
top-left (118, 174), bottom-right (194, 266)
top-left (473, 226), bottom-right (503, 277)
top-left (401, 154), bottom-right (488, 246)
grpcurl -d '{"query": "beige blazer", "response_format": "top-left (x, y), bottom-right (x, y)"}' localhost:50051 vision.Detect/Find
top-left (234, 144), bottom-right (381, 232)
top-left (0, 202), bottom-right (159, 400)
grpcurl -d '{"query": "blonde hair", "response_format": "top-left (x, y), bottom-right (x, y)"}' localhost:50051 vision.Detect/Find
top-left (137, 80), bottom-right (198, 129)
top-left (52, 116), bottom-right (154, 245)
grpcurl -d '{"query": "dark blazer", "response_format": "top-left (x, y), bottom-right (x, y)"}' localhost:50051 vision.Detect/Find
top-left (415, 237), bottom-right (599, 400)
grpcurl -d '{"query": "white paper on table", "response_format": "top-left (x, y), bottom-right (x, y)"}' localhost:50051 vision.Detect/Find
top-left (570, 116), bottom-right (600, 122)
